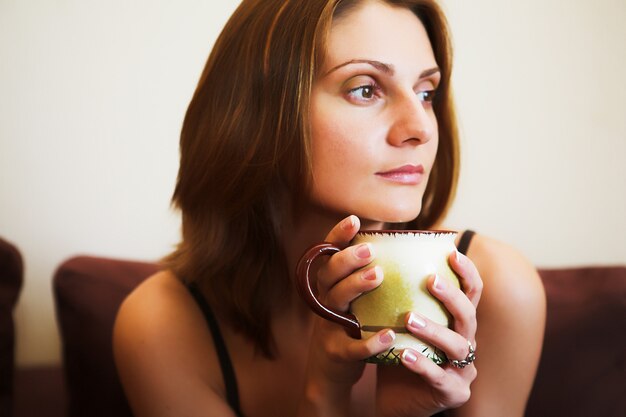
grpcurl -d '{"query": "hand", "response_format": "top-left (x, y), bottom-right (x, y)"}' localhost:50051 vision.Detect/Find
top-left (376, 250), bottom-right (483, 417)
top-left (299, 215), bottom-right (398, 414)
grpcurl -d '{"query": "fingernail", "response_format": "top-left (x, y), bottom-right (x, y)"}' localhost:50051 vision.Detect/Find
top-left (362, 265), bottom-right (381, 281)
top-left (379, 329), bottom-right (395, 344)
top-left (407, 312), bottom-right (426, 329)
top-left (402, 349), bottom-right (418, 363)
top-left (455, 250), bottom-right (462, 264)
top-left (433, 274), bottom-right (446, 291)
top-left (355, 243), bottom-right (373, 259)
top-left (341, 215), bottom-right (356, 230)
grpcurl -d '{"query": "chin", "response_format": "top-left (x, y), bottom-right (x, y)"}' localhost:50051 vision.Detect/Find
top-left (308, 194), bottom-right (423, 227)
top-left (357, 203), bottom-right (423, 226)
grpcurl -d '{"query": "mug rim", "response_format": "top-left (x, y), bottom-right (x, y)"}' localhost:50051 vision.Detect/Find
top-left (358, 229), bottom-right (457, 235)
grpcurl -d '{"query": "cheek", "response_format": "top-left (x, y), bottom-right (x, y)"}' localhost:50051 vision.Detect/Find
top-left (429, 133), bottom-right (439, 165)
top-left (312, 123), bottom-right (345, 160)
top-left (310, 111), bottom-right (368, 173)
top-left (308, 113), bottom-right (373, 208)
top-left (425, 114), bottom-right (439, 166)
top-left (310, 131), bottom-right (354, 201)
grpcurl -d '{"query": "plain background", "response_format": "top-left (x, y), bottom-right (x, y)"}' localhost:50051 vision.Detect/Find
top-left (1, 0), bottom-right (624, 366)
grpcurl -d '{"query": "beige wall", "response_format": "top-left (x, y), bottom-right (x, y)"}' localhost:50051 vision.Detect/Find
top-left (442, 0), bottom-right (626, 267)
top-left (1, 0), bottom-right (624, 366)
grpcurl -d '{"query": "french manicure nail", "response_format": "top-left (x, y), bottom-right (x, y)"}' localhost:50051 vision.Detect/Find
top-left (362, 266), bottom-right (380, 281)
top-left (379, 329), bottom-right (395, 344)
top-left (455, 250), bottom-right (462, 263)
top-left (402, 349), bottom-right (417, 363)
top-left (408, 312), bottom-right (426, 328)
top-left (341, 215), bottom-right (356, 230)
top-left (433, 274), bottom-right (446, 291)
top-left (355, 243), bottom-right (373, 259)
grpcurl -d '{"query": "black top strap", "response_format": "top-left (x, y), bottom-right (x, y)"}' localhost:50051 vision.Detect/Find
top-left (187, 283), bottom-right (244, 417)
top-left (457, 230), bottom-right (476, 256)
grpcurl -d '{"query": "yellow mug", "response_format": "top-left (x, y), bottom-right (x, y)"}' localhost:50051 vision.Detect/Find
top-left (296, 230), bottom-right (460, 365)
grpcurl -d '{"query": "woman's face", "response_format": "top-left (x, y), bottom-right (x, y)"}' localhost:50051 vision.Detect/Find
top-left (309, 0), bottom-right (440, 226)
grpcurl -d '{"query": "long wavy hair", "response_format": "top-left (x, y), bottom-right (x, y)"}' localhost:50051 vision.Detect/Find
top-left (165, 0), bottom-right (459, 357)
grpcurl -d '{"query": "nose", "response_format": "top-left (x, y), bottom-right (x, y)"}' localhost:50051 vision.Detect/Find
top-left (386, 94), bottom-right (436, 146)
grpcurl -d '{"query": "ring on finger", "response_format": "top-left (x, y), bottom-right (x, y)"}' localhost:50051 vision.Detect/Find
top-left (450, 339), bottom-right (476, 369)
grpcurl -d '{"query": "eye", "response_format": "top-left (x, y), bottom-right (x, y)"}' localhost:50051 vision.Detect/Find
top-left (352, 85), bottom-right (375, 99)
top-left (417, 89), bottom-right (436, 103)
top-left (346, 82), bottom-right (381, 103)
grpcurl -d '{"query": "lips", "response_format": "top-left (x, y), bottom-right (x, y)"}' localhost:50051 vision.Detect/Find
top-left (375, 164), bottom-right (425, 185)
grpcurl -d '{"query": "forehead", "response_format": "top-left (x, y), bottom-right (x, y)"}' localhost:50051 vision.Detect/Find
top-left (324, 1), bottom-right (436, 72)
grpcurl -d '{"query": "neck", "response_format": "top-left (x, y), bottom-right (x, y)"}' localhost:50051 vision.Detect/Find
top-left (282, 205), bottom-right (385, 309)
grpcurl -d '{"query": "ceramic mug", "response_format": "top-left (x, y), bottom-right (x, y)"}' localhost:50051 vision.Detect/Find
top-left (296, 230), bottom-right (460, 365)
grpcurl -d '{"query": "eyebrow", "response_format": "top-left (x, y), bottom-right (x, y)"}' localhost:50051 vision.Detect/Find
top-left (323, 59), bottom-right (440, 79)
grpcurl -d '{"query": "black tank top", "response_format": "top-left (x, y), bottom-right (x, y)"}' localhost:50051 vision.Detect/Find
top-left (187, 283), bottom-right (244, 417)
top-left (188, 230), bottom-right (476, 416)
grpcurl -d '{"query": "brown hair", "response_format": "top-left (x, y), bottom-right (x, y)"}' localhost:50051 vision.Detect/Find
top-left (165, 0), bottom-right (459, 357)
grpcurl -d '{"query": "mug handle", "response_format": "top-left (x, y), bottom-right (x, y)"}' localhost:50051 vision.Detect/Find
top-left (296, 243), bottom-right (361, 339)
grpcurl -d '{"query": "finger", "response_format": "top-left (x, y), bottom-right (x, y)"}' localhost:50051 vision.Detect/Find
top-left (405, 311), bottom-right (475, 362)
top-left (402, 347), bottom-right (475, 407)
top-left (399, 347), bottom-right (448, 384)
top-left (317, 242), bottom-right (375, 291)
top-left (448, 250), bottom-right (483, 308)
top-left (401, 348), bottom-right (476, 406)
top-left (342, 328), bottom-right (397, 362)
top-left (323, 215), bottom-right (360, 248)
top-left (428, 274), bottom-right (477, 341)
top-left (324, 265), bottom-right (383, 311)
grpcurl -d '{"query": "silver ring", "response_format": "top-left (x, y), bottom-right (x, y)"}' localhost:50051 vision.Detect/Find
top-left (450, 340), bottom-right (476, 369)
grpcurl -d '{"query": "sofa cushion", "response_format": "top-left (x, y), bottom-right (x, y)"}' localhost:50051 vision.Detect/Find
top-left (526, 266), bottom-right (626, 417)
top-left (52, 258), bottom-right (625, 417)
top-left (53, 256), bottom-right (159, 417)
top-left (0, 237), bottom-right (23, 417)
top-left (14, 366), bottom-right (66, 417)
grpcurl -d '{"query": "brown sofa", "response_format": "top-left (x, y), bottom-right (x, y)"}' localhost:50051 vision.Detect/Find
top-left (0, 237), bottom-right (23, 417)
top-left (53, 256), bottom-right (159, 417)
top-left (2, 246), bottom-right (625, 417)
top-left (525, 266), bottom-right (626, 417)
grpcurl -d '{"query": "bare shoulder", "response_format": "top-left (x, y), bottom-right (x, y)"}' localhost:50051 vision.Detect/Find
top-left (114, 270), bottom-right (204, 352)
top-left (116, 270), bottom-right (199, 325)
top-left (113, 271), bottom-right (236, 417)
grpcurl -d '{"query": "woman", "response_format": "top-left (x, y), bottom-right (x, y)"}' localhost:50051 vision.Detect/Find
top-left (113, 0), bottom-right (546, 416)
